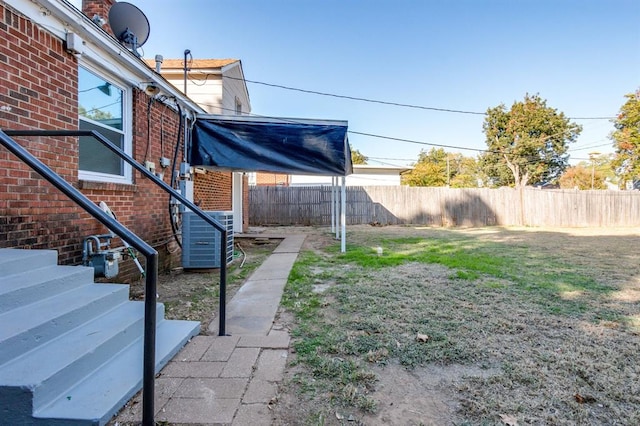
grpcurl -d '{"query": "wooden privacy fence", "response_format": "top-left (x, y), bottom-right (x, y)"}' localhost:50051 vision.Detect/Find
top-left (249, 186), bottom-right (640, 227)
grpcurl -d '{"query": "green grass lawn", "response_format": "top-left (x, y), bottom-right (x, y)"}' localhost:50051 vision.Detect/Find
top-left (280, 226), bottom-right (640, 425)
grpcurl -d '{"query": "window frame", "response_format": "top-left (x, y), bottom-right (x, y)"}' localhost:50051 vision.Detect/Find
top-left (78, 64), bottom-right (133, 184)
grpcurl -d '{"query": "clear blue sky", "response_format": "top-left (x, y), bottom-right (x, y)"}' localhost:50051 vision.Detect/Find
top-left (81, 1), bottom-right (640, 166)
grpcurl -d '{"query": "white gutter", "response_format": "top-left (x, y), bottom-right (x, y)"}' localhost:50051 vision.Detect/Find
top-left (197, 113), bottom-right (348, 128)
top-left (4, 0), bottom-right (205, 117)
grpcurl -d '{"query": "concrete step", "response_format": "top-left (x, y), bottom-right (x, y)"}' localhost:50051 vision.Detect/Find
top-left (34, 318), bottom-right (200, 425)
top-left (0, 249), bottom-right (58, 277)
top-left (0, 265), bottom-right (95, 314)
top-left (0, 249), bottom-right (201, 425)
top-left (0, 301), bottom-right (165, 411)
top-left (0, 283), bottom-right (130, 366)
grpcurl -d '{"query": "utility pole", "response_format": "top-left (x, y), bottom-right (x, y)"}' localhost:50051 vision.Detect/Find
top-left (589, 152), bottom-right (600, 190)
top-left (446, 154), bottom-right (450, 187)
top-left (183, 49), bottom-right (190, 95)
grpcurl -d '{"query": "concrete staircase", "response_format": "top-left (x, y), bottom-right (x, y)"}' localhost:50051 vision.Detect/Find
top-left (0, 248), bottom-right (200, 425)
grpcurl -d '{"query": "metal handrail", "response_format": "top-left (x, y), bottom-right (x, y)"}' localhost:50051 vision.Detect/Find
top-left (1, 129), bottom-right (229, 426)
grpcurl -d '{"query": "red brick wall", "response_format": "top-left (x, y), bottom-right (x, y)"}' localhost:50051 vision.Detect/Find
top-left (255, 172), bottom-right (290, 186)
top-left (0, 3), bottom-right (185, 280)
top-left (0, 3), bottom-right (83, 262)
top-left (82, 0), bottom-right (115, 35)
top-left (78, 94), bottom-right (184, 278)
top-left (193, 172), bottom-right (250, 231)
top-left (193, 171), bottom-right (232, 211)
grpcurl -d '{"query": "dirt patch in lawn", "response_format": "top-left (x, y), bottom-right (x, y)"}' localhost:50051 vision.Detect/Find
top-left (267, 225), bottom-right (640, 425)
top-left (360, 362), bottom-right (499, 425)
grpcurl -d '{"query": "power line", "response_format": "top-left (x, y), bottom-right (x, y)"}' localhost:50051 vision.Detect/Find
top-left (222, 75), bottom-right (616, 120)
top-left (570, 116), bottom-right (615, 120)
top-left (211, 105), bottom-right (586, 159)
top-left (568, 141), bottom-right (612, 152)
top-left (188, 70), bottom-right (217, 87)
top-left (213, 109), bottom-right (560, 167)
top-left (368, 156), bottom-right (416, 162)
top-left (238, 78), bottom-right (485, 115)
top-left (368, 159), bottom-right (408, 167)
top-left (204, 105), bottom-right (610, 168)
top-left (349, 130), bottom-right (487, 152)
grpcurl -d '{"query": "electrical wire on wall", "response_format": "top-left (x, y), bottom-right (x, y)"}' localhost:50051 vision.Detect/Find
top-left (143, 96), bottom-right (153, 163)
top-left (183, 114), bottom-right (190, 163)
top-left (159, 103), bottom-right (166, 160)
top-left (168, 102), bottom-right (184, 248)
top-left (186, 117), bottom-right (196, 165)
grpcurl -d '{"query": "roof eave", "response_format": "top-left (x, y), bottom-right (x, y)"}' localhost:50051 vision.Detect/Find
top-left (197, 113), bottom-right (347, 128)
top-left (10, 0), bottom-right (205, 115)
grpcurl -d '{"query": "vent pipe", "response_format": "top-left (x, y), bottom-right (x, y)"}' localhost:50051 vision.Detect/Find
top-left (154, 54), bottom-right (163, 73)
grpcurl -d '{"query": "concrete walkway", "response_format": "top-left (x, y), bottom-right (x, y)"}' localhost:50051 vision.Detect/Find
top-left (113, 233), bottom-right (305, 425)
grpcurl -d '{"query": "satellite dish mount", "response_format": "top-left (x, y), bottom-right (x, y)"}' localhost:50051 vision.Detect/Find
top-left (108, 2), bottom-right (150, 58)
top-left (119, 28), bottom-right (139, 55)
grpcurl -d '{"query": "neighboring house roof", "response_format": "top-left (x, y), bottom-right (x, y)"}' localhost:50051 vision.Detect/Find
top-left (283, 164), bottom-right (412, 186)
top-left (144, 57), bottom-right (251, 115)
top-left (352, 165), bottom-right (412, 175)
top-left (149, 58), bottom-right (239, 70)
top-left (13, 0), bottom-right (205, 116)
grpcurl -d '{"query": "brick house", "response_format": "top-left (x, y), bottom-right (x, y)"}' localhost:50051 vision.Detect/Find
top-left (0, 0), bottom-right (254, 423)
top-left (0, 0), bottom-right (250, 282)
top-left (0, 1), bottom-right (351, 422)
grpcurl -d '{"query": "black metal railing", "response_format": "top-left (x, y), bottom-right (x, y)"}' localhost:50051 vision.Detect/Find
top-left (1, 129), bottom-right (229, 426)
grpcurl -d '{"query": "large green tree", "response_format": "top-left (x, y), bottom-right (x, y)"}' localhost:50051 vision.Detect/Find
top-left (448, 154), bottom-right (481, 188)
top-left (402, 148), bottom-right (480, 187)
top-left (480, 94), bottom-right (582, 188)
top-left (559, 165), bottom-right (606, 190)
top-left (611, 90), bottom-right (640, 185)
top-left (589, 153), bottom-right (617, 184)
top-left (559, 153), bottom-right (616, 190)
top-left (79, 105), bottom-right (113, 121)
top-left (402, 148), bottom-right (447, 186)
top-left (351, 148), bottom-right (368, 165)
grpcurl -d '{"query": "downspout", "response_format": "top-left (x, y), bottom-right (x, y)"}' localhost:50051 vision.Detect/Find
top-left (169, 103), bottom-right (184, 248)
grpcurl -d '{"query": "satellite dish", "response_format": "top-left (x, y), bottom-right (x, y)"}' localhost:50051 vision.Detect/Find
top-left (108, 2), bottom-right (150, 57)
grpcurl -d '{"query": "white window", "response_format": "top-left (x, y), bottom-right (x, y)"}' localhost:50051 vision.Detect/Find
top-left (235, 97), bottom-right (242, 115)
top-left (78, 66), bottom-right (132, 183)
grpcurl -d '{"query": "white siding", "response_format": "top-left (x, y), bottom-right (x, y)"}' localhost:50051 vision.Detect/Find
top-left (162, 72), bottom-right (224, 114)
top-left (289, 173), bottom-right (403, 186)
top-left (222, 64), bottom-right (250, 114)
top-left (288, 166), bottom-right (409, 187)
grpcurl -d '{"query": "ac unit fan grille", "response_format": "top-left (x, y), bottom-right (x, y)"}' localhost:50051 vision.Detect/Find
top-left (181, 211), bottom-right (233, 268)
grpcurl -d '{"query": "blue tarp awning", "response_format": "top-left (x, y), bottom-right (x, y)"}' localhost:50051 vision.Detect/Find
top-left (191, 115), bottom-right (352, 176)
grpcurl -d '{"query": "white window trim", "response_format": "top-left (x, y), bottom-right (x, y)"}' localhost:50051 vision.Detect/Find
top-left (78, 63), bottom-right (133, 184)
